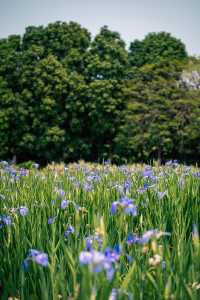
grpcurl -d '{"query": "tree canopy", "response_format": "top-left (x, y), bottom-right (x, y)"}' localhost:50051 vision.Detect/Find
top-left (0, 21), bottom-right (199, 165)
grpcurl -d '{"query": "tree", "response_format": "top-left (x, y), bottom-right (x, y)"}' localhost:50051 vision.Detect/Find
top-left (172, 89), bottom-right (200, 163)
top-left (16, 54), bottom-right (89, 163)
top-left (84, 79), bottom-right (125, 160)
top-left (85, 26), bottom-right (128, 81)
top-left (129, 32), bottom-right (188, 67)
top-left (22, 21), bottom-right (91, 73)
top-left (114, 61), bottom-right (184, 163)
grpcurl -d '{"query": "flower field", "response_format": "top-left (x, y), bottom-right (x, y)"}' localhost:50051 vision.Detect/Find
top-left (0, 161), bottom-right (200, 300)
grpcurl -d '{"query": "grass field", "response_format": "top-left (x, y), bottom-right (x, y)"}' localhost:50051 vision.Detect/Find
top-left (0, 161), bottom-right (200, 300)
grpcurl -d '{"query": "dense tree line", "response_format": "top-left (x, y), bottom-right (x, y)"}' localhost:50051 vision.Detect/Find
top-left (0, 21), bottom-right (200, 164)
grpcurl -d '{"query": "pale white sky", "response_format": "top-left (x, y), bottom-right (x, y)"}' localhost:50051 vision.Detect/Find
top-left (0, 0), bottom-right (199, 55)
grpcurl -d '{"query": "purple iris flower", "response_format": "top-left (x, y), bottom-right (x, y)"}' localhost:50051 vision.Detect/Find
top-left (139, 229), bottom-right (158, 244)
top-left (142, 168), bottom-right (154, 178)
top-left (64, 225), bottom-right (75, 237)
top-left (83, 182), bottom-right (93, 192)
top-left (34, 253), bottom-right (49, 266)
top-left (127, 233), bottom-right (139, 245)
top-left (109, 288), bottom-right (118, 300)
top-left (48, 216), bottom-right (57, 224)
top-left (23, 258), bottom-right (30, 271)
top-left (166, 160), bottom-right (179, 168)
top-left (111, 197), bottom-right (137, 217)
top-left (79, 248), bottom-right (119, 281)
top-left (137, 186), bottom-right (148, 194)
top-left (85, 237), bottom-right (93, 251)
top-left (113, 243), bottom-right (121, 255)
top-left (124, 203), bottom-right (137, 216)
top-left (105, 264), bottom-right (115, 281)
top-left (60, 200), bottom-right (69, 209)
top-left (123, 180), bottom-right (132, 193)
top-left (85, 234), bottom-right (103, 251)
top-left (3, 215), bottom-right (12, 225)
top-left (23, 249), bottom-right (49, 269)
top-left (111, 201), bottom-right (118, 215)
top-left (74, 181), bottom-right (81, 188)
top-left (127, 230), bottom-right (160, 245)
top-left (79, 251), bottom-right (93, 264)
top-left (104, 247), bottom-right (120, 263)
top-left (193, 172), bottom-right (200, 178)
top-left (18, 206), bottom-right (29, 216)
top-left (0, 215), bottom-right (12, 228)
top-left (59, 189), bottom-right (65, 197)
top-left (19, 169), bottom-right (28, 177)
top-left (157, 191), bottom-right (167, 200)
top-left (28, 249), bottom-right (41, 257)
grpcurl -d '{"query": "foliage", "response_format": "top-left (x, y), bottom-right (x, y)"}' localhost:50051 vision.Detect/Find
top-left (0, 21), bottom-right (200, 164)
top-left (114, 60), bottom-right (200, 163)
top-left (129, 32), bottom-right (188, 67)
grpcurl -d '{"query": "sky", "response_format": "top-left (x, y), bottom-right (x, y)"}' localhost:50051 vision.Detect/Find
top-left (0, 0), bottom-right (199, 55)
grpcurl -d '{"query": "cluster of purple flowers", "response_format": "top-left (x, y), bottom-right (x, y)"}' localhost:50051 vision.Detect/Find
top-left (19, 168), bottom-right (29, 177)
top-left (83, 182), bottom-right (93, 192)
top-left (86, 172), bottom-right (101, 183)
top-left (85, 234), bottom-right (103, 251)
top-left (67, 175), bottom-right (81, 188)
top-left (48, 216), bottom-right (57, 224)
top-left (193, 172), bottom-right (200, 178)
top-left (137, 182), bottom-right (149, 194)
top-left (64, 225), bottom-right (75, 237)
top-left (4, 166), bottom-right (18, 179)
top-left (165, 160), bottom-right (179, 168)
top-left (60, 199), bottom-right (81, 212)
top-left (18, 206), bottom-right (29, 216)
top-left (0, 215), bottom-right (12, 228)
top-left (118, 165), bottom-right (130, 176)
top-left (127, 229), bottom-right (170, 245)
top-left (123, 179), bottom-right (132, 194)
top-left (60, 199), bottom-right (69, 209)
top-left (82, 170), bottom-right (102, 192)
top-left (111, 197), bottom-right (137, 216)
top-left (23, 249), bottom-right (49, 270)
top-left (79, 246), bottom-right (120, 281)
top-left (141, 167), bottom-right (157, 183)
top-left (0, 161), bottom-right (29, 180)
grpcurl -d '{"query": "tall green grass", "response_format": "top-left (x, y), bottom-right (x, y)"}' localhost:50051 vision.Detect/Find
top-left (0, 162), bottom-right (200, 300)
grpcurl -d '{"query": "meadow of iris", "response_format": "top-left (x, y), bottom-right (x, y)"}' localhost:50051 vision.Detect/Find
top-left (0, 161), bottom-right (200, 299)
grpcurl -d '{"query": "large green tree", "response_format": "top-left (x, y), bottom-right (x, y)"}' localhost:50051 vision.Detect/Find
top-left (85, 26), bottom-right (128, 81)
top-left (114, 61), bottom-right (185, 163)
top-left (129, 32), bottom-right (188, 67)
top-left (22, 21), bottom-right (91, 73)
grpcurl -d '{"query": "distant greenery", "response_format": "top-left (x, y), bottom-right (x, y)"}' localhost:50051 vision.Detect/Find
top-left (0, 21), bottom-right (200, 164)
